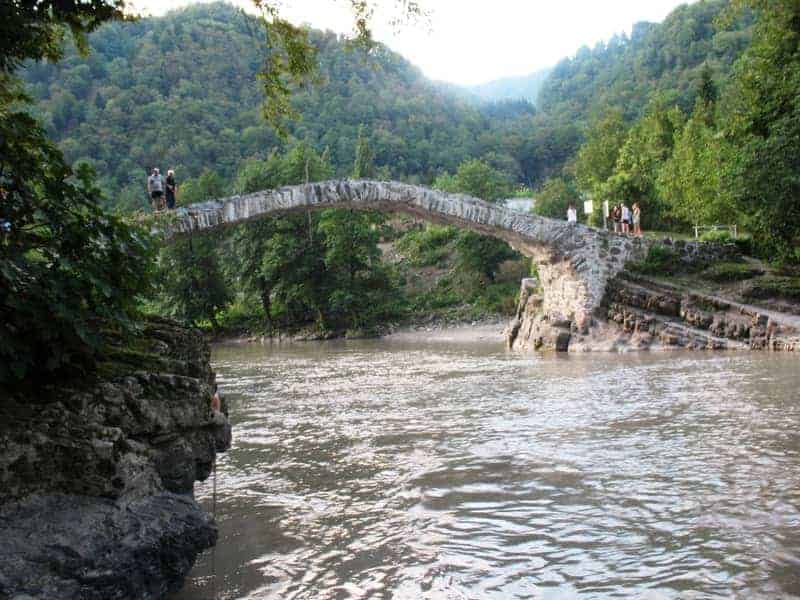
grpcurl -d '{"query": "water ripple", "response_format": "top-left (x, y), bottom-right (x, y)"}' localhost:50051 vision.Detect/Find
top-left (174, 342), bottom-right (800, 599)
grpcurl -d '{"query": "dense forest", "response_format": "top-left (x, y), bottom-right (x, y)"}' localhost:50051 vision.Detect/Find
top-left (538, 0), bottom-right (753, 124)
top-left (19, 0), bottom-right (756, 217)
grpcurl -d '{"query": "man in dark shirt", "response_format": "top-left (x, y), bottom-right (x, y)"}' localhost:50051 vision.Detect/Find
top-left (165, 169), bottom-right (178, 209)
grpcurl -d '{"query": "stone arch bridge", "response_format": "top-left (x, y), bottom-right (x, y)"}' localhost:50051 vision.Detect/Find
top-left (168, 180), bottom-right (647, 349)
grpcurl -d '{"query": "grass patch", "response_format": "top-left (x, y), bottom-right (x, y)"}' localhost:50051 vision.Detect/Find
top-left (743, 276), bottom-right (800, 303)
top-left (702, 262), bottom-right (764, 283)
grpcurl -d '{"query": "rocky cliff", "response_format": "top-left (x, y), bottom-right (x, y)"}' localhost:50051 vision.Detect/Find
top-left (0, 318), bottom-right (232, 599)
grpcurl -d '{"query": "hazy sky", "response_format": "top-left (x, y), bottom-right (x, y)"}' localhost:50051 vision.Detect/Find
top-left (131, 0), bottom-right (690, 85)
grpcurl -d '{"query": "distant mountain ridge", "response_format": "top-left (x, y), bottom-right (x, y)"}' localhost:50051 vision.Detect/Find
top-left (466, 68), bottom-right (553, 104)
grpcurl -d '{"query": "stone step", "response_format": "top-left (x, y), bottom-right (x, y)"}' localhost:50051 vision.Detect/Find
top-left (607, 302), bottom-right (751, 350)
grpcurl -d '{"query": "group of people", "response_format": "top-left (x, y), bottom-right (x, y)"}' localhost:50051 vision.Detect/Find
top-left (146, 167), bottom-right (178, 212)
top-left (565, 201), bottom-right (643, 237)
top-left (610, 202), bottom-right (642, 236)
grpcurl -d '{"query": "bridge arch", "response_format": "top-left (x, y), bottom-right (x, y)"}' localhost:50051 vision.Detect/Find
top-left (168, 180), bottom-right (644, 347)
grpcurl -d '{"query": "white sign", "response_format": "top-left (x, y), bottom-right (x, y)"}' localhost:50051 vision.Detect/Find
top-left (583, 200), bottom-right (594, 215)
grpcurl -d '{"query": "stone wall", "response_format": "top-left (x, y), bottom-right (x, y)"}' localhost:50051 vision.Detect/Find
top-left (0, 318), bottom-right (232, 599)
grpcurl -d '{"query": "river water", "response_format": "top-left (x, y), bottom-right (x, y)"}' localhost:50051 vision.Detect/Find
top-left (174, 336), bottom-right (800, 599)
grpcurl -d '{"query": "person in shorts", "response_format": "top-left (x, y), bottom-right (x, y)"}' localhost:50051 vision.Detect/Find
top-left (147, 167), bottom-right (164, 211)
top-left (620, 202), bottom-right (630, 235)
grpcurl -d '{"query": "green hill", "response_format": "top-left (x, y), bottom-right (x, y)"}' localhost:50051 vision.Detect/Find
top-left (539, 0), bottom-right (752, 124)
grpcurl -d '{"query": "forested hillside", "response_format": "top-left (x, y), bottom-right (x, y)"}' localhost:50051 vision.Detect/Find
top-left (21, 2), bottom-right (574, 210)
top-left (539, 0), bottom-right (752, 124)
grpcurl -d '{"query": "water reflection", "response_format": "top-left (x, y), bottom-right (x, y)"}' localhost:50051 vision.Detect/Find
top-left (174, 339), bottom-right (800, 599)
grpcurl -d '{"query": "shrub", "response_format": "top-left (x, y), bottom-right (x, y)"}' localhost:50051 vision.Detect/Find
top-left (2, 112), bottom-right (154, 389)
top-left (699, 229), bottom-right (735, 244)
top-left (395, 225), bottom-right (457, 267)
top-left (743, 276), bottom-right (800, 303)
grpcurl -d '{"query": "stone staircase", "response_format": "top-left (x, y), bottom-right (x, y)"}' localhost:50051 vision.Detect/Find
top-left (605, 274), bottom-right (800, 351)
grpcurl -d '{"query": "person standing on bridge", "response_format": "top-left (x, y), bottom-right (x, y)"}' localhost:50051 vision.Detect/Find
top-left (147, 167), bottom-right (165, 212)
top-left (620, 202), bottom-right (631, 235)
top-left (632, 202), bottom-right (642, 237)
top-left (165, 169), bottom-right (178, 210)
top-left (567, 204), bottom-right (578, 224)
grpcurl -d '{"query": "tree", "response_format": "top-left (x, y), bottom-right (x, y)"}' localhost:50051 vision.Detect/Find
top-left (156, 233), bottom-right (232, 328)
top-left (657, 101), bottom-right (734, 227)
top-left (434, 158), bottom-right (514, 202)
top-left (610, 100), bottom-right (685, 229)
top-left (352, 124), bottom-right (376, 179)
top-left (1, 1), bottom-right (151, 389)
top-left (575, 108), bottom-right (628, 195)
top-left (723, 0), bottom-right (800, 259)
top-left (180, 169), bottom-right (227, 205)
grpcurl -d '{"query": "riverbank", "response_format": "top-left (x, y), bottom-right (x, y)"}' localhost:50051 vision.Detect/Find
top-left (210, 314), bottom-right (509, 346)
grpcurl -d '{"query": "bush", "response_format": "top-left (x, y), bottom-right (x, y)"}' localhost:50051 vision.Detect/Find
top-left (626, 245), bottom-right (681, 276)
top-left (699, 229), bottom-right (735, 244)
top-left (395, 225), bottom-right (458, 267)
top-left (702, 262), bottom-right (763, 283)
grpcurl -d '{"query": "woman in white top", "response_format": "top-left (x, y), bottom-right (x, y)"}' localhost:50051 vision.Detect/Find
top-left (620, 203), bottom-right (630, 234)
top-left (567, 204), bottom-right (577, 223)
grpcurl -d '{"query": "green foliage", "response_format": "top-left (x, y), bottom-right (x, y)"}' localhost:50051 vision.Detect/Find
top-left (395, 226), bottom-right (458, 267)
top-left (575, 108), bottom-right (628, 193)
top-left (702, 262), bottom-right (762, 282)
top-left (0, 0), bottom-right (127, 74)
top-left (216, 142), bottom-right (402, 333)
top-left (722, 0), bottom-right (800, 260)
top-left (539, 0), bottom-right (752, 124)
top-left (608, 99), bottom-right (685, 229)
top-left (656, 101), bottom-right (736, 227)
top-left (180, 169), bottom-right (228, 205)
top-left (743, 275), bottom-right (800, 302)
top-left (1, 106), bottom-right (153, 388)
top-left (352, 124), bottom-right (376, 179)
top-left (699, 229), bottom-right (736, 244)
top-left (626, 245), bottom-right (682, 276)
top-left (433, 158), bottom-right (514, 202)
top-left (20, 4), bottom-right (570, 206)
top-left (432, 159), bottom-right (518, 284)
top-left (155, 232), bottom-right (232, 327)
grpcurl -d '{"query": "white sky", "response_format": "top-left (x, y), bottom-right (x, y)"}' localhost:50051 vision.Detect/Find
top-left (131, 0), bottom-right (690, 85)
